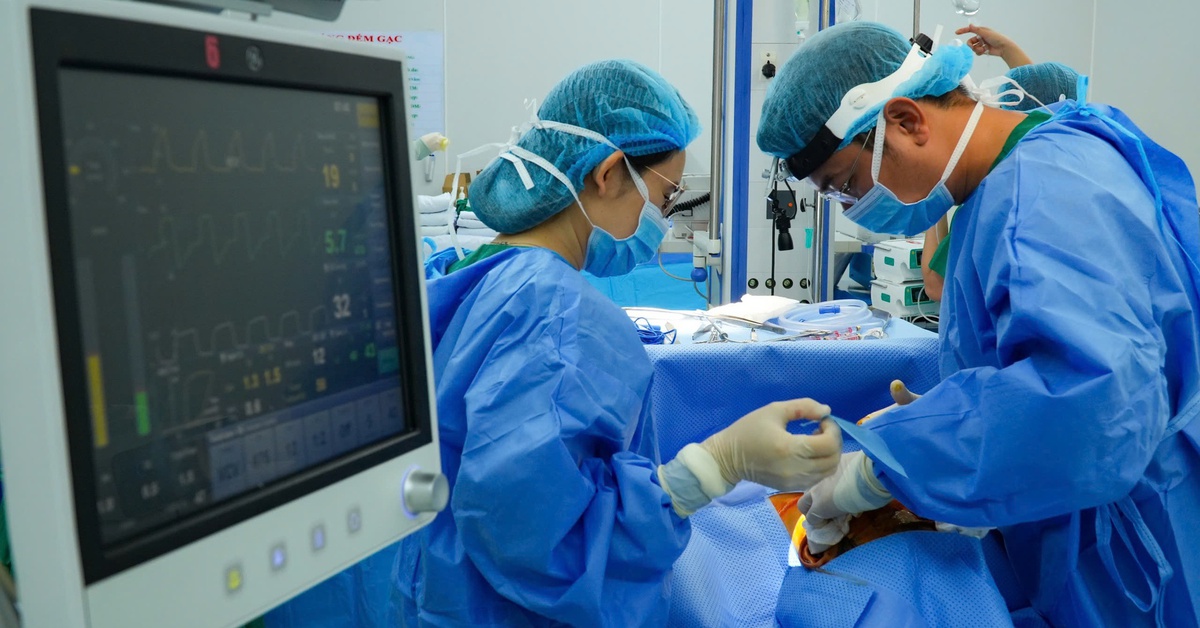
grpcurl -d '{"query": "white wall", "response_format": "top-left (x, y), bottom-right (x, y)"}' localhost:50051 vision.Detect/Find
top-left (262, 0), bottom-right (716, 195)
top-left (859, 0), bottom-right (1095, 91)
top-left (1093, 0), bottom-right (1199, 176)
top-left (443, 0), bottom-right (715, 176)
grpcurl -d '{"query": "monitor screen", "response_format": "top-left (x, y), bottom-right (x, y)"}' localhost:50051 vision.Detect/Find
top-left (58, 67), bottom-right (410, 548)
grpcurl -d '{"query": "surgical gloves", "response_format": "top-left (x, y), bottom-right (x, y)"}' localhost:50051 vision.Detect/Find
top-left (798, 450), bottom-right (893, 553)
top-left (658, 399), bottom-right (841, 517)
top-left (702, 399), bottom-right (842, 490)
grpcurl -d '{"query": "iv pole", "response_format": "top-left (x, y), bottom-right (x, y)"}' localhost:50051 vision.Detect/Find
top-left (812, 0), bottom-right (922, 303)
top-left (706, 0), bottom-right (728, 305)
top-left (811, 0), bottom-right (835, 302)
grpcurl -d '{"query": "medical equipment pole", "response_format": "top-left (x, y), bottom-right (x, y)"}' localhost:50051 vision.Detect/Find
top-left (913, 0), bottom-right (921, 39)
top-left (812, 0), bottom-right (836, 302)
top-left (705, 0), bottom-right (727, 305)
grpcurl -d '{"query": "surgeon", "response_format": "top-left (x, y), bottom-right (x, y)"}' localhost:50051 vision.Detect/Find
top-left (928, 24), bottom-right (1082, 300)
top-left (392, 59), bottom-right (842, 627)
top-left (758, 22), bottom-right (1200, 626)
top-left (922, 58), bottom-right (1083, 300)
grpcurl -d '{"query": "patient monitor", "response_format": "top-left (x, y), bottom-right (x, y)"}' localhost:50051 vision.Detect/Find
top-left (0, 1), bottom-right (444, 625)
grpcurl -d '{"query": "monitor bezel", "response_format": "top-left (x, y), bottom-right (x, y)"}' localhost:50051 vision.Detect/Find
top-left (30, 8), bottom-right (433, 584)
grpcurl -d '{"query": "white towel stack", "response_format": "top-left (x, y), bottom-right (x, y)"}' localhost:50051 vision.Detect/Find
top-left (455, 210), bottom-right (488, 229)
top-left (418, 192), bottom-right (453, 214)
top-left (417, 193), bottom-right (454, 237)
top-left (455, 210), bottom-right (498, 238)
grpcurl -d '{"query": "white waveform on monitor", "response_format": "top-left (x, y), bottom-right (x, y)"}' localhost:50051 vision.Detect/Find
top-left (138, 127), bottom-right (313, 174)
top-left (146, 210), bottom-right (323, 268)
top-left (151, 306), bottom-right (330, 365)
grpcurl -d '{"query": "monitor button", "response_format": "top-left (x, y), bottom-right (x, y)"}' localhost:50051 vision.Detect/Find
top-left (311, 524), bottom-right (326, 551)
top-left (225, 564), bottom-right (243, 593)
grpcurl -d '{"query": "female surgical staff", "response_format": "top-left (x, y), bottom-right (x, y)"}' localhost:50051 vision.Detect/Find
top-left (392, 60), bottom-right (842, 627)
top-left (758, 22), bottom-right (1200, 627)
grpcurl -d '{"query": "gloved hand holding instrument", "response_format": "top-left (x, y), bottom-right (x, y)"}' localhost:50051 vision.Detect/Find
top-left (799, 380), bottom-right (919, 553)
top-left (658, 399), bottom-right (843, 517)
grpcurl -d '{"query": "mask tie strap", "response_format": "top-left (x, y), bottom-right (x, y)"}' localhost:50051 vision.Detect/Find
top-left (939, 101), bottom-right (985, 183)
top-left (869, 107), bottom-right (887, 183)
top-left (505, 145), bottom-right (591, 226)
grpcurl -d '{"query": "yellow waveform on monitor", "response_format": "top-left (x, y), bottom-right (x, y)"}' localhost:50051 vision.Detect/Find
top-left (138, 127), bottom-right (311, 174)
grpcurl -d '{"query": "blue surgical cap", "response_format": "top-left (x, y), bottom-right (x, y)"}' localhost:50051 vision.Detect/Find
top-left (470, 60), bottom-right (701, 234)
top-left (757, 22), bottom-right (974, 172)
top-left (1001, 62), bottom-right (1082, 111)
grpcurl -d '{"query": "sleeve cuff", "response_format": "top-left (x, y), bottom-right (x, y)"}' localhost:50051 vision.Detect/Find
top-left (658, 444), bottom-right (735, 518)
top-left (859, 454), bottom-right (891, 500)
top-left (833, 451), bottom-right (893, 514)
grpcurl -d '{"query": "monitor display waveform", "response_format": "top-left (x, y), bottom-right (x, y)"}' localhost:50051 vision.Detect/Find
top-left (146, 210), bottom-right (327, 268)
top-left (149, 306), bottom-right (330, 365)
top-left (137, 128), bottom-right (313, 175)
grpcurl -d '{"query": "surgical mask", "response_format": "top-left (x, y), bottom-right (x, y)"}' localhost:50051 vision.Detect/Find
top-left (448, 101), bottom-right (669, 274)
top-left (581, 167), bottom-right (669, 277)
top-left (843, 101), bottom-right (984, 236)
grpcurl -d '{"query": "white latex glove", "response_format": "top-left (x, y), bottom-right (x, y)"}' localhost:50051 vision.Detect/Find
top-left (935, 522), bottom-right (993, 538)
top-left (803, 511), bottom-right (851, 553)
top-left (859, 379), bottom-right (922, 423)
top-left (657, 399), bottom-right (840, 518)
top-left (890, 379), bottom-right (920, 405)
top-left (701, 399), bottom-right (842, 492)
top-left (798, 451), bottom-right (892, 553)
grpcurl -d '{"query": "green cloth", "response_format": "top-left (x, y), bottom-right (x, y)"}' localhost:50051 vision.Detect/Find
top-left (0, 494), bottom-right (9, 577)
top-left (927, 110), bottom-right (1052, 278)
top-left (926, 222), bottom-right (953, 278)
top-left (0, 454), bottom-right (11, 583)
top-left (446, 243), bottom-right (516, 274)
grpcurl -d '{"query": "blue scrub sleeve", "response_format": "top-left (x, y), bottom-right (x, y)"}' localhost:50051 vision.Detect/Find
top-left (868, 160), bottom-right (1169, 528)
top-left (451, 335), bottom-right (690, 625)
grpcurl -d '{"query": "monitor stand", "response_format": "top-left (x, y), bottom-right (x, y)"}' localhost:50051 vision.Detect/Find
top-left (129, 0), bottom-right (348, 22)
top-left (132, 0), bottom-right (272, 18)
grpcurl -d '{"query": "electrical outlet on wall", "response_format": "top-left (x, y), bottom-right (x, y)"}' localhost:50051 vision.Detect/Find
top-left (761, 51), bottom-right (777, 79)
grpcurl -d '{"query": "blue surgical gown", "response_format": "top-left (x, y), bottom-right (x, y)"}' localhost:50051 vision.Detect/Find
top-left (392, 247), bottom-right (690, 626)
top-left (867, 101), bottom-right (1200, 626)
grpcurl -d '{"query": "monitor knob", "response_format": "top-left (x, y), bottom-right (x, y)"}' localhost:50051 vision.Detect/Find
top-left (403, 470), bottom-right (449, 514)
